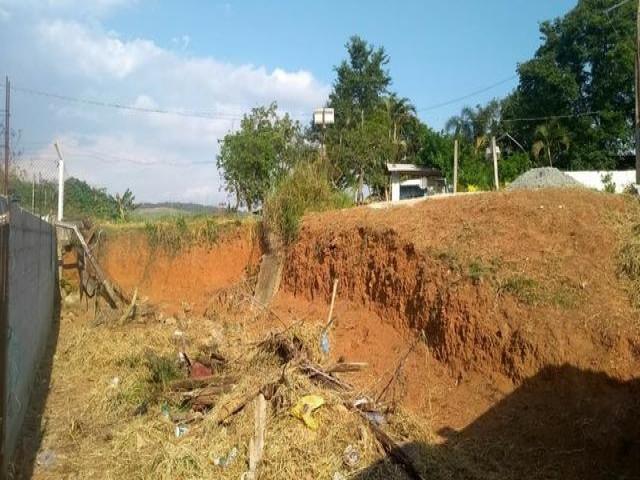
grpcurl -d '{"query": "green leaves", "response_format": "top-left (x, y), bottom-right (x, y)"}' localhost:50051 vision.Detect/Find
top-left (216, 102), bottom-right (307, 210)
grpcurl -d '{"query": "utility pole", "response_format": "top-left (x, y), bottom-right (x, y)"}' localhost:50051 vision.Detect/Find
top-left (3, 76), bottom-right (9, 197)
top-left (453, 139), bottom-right (459, 194)
top-left (491, 136), bottom-right (500, 191)
top-left (54, 142), bottom-right (64, 221)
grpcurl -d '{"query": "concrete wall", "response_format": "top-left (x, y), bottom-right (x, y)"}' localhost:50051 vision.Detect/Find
top-left (564, 170), bottom-right (636, 193)
top-left (0, 198), bottom-right (58, 472)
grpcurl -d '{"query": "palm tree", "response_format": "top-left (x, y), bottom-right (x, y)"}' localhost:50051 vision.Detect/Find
top-left (531, 122), bottom-right (570, 167)
top-left (385, 94), bottom-right (416, 144)
top-left (445, 106), bottom-right (475, 143)
top-left (445, 101), bottom-right (502, 152)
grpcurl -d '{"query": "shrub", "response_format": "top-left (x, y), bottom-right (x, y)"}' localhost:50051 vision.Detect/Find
top-left (601, 173), bottom-right (616, 193)
top-left (263, 159), bottom-right (352, 245)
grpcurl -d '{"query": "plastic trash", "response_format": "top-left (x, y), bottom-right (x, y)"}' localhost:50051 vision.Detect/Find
top-left (211, 446), bottom-right (238, 467)
top-left (174, 424), bottom-right (189, 438)
top-left (36, 449), bottom-right (56, 469)
top-left (364, 410), bottom-right (386, 426)
top-left (291, 395), bottom-right (325, 430)
top-left (320, 332), bottom-right (330, 354)
top-left (343, 444), bottom-right (360, 468)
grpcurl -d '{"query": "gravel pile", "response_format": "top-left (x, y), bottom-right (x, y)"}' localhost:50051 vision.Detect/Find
top-left (508, 167), bottom-right (583, 191)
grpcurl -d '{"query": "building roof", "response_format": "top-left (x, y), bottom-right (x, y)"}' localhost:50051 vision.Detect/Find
top-left (386, 163), bottom-right (442, 176)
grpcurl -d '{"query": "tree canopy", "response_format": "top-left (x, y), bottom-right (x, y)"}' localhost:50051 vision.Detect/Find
top-left (216, 0), bottom-right (636, 203)
top-left (216, 102), bottom-right (307, 210)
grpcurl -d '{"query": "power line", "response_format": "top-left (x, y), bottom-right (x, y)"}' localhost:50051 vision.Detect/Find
top-left (502, 111), bottom-right (603, 123)
top-left (11, 84), bottom-right (247, 120)
top-left (10, 83), bottom-right (312, 121)
top-left (417, 75), bottom-right (518, 112)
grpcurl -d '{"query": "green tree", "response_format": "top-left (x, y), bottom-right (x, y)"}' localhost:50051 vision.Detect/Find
top-left (531, 122), bottom-right (571, 167)
top-left (324, 36), bottom-right (395, 193)
top-left (504, 0), bottom-right (634, 169)
top-left (445, 100), bottom-right (502, 152)
top-left (217, 102), bottom-right (306, 210)
top-left (115, 188), bottom-right (136, 221)
top-left (328, 36), bottom-right (391, 130)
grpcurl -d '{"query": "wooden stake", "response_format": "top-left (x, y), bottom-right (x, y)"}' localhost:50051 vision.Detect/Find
top-left (247, 393), bottom-right (267, 477)
top-left (323, 278), bottom-right (339, 332)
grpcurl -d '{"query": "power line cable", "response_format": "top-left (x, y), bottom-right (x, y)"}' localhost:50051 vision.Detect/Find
top-left (501, 111), bottom-right (603, 123)
top-left (417, 75), bottom-right (518, 112)
top-left (10, 84), bottom-right (312, 121)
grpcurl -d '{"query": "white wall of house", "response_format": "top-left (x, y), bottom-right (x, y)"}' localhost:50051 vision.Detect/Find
top-left (564, 170), bottom-right (636, 193)
top-left (390, 173), bottom-right (401, 202)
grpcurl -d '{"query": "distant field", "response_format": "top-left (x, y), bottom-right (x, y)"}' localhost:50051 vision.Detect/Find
top-left (133, 203), bottom-right (227, 220)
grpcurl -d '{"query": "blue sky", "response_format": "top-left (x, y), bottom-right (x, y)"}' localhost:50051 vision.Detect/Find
top-left (0, 0), bottom-right (577, 203)
top-left (109, 0), bottom-right (577, 128)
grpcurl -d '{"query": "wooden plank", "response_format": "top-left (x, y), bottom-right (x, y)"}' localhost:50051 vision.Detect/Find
top-left (56, 222), bottom-right (118, 308)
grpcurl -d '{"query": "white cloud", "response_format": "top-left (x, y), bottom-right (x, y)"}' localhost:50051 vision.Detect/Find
top-left (37, 20), bottom-right (162, 79)
top-left (1, 1), bottom-right (329, 204)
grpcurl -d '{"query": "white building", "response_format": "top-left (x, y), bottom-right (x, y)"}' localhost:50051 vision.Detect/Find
top-left (387, 163), bottom-right (446, 202)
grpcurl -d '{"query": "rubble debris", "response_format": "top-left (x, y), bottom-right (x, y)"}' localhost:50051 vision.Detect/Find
top-left (508, 167), bottom-right (582, 191)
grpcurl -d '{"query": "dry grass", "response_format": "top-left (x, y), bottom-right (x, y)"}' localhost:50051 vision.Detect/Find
top-left (27, 295), bottom-right (434, 480)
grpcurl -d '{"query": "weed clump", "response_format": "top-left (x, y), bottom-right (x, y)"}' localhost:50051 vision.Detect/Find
top-left (619, 224), bottom-right (640, 308)
top-left (263, 160), bottom-right (352, 245)
top-left (144, 216), bottom-right (236, 253)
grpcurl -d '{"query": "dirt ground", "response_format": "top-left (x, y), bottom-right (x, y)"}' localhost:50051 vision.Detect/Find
top-left (20, 188), bottom-right (640, 479)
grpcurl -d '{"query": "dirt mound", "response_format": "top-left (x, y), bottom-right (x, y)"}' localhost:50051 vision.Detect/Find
top-left (282, 189), bottom-right (640, 383)
top-left (97, 225), bottom-right (261, 314)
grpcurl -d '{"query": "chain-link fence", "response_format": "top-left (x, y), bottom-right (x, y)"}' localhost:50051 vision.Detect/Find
top-left (7, 154), bottom-right (59, 220)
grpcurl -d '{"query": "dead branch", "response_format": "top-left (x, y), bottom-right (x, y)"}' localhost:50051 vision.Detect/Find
top-left (301, 363), bottom-right (353, 391)
top-left (325, 361), bottom-right (368, 374)
top-left (169, 375), bottom-right (238, 392)
top-left (375, 336), bottom-right (421, 403)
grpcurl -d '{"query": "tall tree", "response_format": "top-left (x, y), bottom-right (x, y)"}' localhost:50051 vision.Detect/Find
top-left (329, 36), bottom-right (392, 130)
top-left (504, 0), bottom-right (635, 169)
top-left (324, 36), bottom-right (394, 193)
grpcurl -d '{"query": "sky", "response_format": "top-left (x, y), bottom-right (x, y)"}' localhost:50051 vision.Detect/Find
top-left (0, 0), bottom-right (577, 205)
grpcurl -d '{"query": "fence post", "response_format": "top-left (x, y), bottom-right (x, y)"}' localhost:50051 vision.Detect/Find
top-left (54, 143), bottom-right (64, 221)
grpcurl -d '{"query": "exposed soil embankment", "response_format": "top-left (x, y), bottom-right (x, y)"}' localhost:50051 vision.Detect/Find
top-left (283, 189), bottom-right (640, 382)
top-left (98, 224), bottom-right (260, 314)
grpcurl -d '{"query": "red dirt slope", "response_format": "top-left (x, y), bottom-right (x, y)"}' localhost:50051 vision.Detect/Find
top-left (282, 189), bottom-right (640, 383)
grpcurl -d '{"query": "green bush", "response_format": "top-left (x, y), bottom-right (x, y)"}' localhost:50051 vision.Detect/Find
top-left (263, 160), bottom-right (352, 245)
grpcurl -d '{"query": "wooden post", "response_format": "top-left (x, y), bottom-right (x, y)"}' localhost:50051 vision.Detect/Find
top-left (453, 139), bottom-right (459, 194)
top-left (491, 136), bottom-right (499, 191)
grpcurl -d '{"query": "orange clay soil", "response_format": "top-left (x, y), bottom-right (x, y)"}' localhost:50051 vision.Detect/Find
top-left (282, 189), bottom-right (640, 386)
top-left (87, 189), bottom-right (640, 478)
top-left (96, 225), bottom-right (261, 315)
